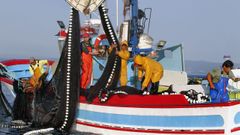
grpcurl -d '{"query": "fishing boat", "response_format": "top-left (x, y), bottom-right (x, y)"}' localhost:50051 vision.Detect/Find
top-left (50, 1), bottom-right (240, 134)
top-left (1, 0), bottom-right (240, 135)
top-left (1, 66), bottom-right (240, 135)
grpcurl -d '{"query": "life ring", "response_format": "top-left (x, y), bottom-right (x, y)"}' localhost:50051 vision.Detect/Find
top-left (94, 34), bottom-right (107, 49)
top-left (57, 30), bottom-right (67, 40)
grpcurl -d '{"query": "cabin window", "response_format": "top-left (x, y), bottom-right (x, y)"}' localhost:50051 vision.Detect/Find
top-left (164, 50), bottom-right (173, 58)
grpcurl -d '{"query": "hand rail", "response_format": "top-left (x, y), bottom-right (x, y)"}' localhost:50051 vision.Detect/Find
top-left (92, 56), bottom-right (105, 69)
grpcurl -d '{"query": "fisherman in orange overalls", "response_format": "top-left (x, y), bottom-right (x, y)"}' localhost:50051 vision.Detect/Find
top-left (80, 33), bottom-right (98, 89)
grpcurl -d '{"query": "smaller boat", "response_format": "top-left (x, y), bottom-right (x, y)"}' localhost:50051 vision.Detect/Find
top-left (0, 59), bottom-right (55, 116)
top-left (0, 59), bottom-right (54, 80)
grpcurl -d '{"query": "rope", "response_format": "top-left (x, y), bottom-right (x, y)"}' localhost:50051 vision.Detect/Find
top-left (23, 128), bottom-right (54, 135)
top-left (0, 123), bottom-right (29, 129)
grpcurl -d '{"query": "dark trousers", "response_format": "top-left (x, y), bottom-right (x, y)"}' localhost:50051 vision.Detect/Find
top-left (141, 76), bottom-right (159, 94)
top-left (150, 81), bottom-right (159, 94)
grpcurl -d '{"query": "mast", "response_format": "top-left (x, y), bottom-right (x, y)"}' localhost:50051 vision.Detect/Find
top-left (129, 0), bottom-right (139, 55)
top-left (116, 0), bottom-right (119, 31)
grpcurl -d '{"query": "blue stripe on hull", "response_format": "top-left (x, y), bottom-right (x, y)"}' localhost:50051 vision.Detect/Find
top-left (7, 65), bottom-right (29, 72)
top-left (6, 65), bottom-right (52, 79)
top-left (7, 65), bottom-right (31, 79)
top-left (234, 112), bottom-right (240, 124)
top-left (77, 109), bottom-right (224, 128)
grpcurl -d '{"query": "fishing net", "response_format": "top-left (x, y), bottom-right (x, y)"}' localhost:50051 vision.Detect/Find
top-left (28, 8), bottom-right (80, 132)
top-left (86, 4), bottom-right (121, 102)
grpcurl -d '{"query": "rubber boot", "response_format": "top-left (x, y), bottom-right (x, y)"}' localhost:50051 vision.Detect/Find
top-left (150, 81), bottom-right (159, 94)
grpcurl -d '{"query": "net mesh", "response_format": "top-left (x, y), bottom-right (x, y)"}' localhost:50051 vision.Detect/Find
top-left (31, 8), bottom-right (80, 131)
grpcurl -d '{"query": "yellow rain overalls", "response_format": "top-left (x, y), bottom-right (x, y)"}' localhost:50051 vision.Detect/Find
top-left (134, 55), bottom-right (164, 90)
top-left (118, 49), bottom-right (130, 86)
top-left (29, 60), bottom-right (48, 91)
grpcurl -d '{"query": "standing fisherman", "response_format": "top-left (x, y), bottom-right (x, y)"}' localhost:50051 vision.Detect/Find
top-left (80, 33), bottom-right (98, 89)
top-left (116, 41), bottom-right (130, 86)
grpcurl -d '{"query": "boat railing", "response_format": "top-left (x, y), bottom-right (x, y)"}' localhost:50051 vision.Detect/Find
top-left (92, 56), bottom-right (105, 69)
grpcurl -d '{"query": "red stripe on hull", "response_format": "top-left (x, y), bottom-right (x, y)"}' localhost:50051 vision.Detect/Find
top-left (79, 95), bottom-right (240, 108)
top-left (1, 59), bottom-right (30, 66)
top-left (1, 59), bottom-right (54, 66)
top-left (0, 77), bottom-right (13, 85)
top-left (76, 120), bottom-right (225, 134)
top-left (231, 127), bottom-right (240, 133)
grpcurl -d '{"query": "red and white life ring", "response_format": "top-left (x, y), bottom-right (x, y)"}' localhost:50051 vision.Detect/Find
top-left (57, 30), bottom-right (67, 40)
top-left (94, 34), bottom-right (107, 49)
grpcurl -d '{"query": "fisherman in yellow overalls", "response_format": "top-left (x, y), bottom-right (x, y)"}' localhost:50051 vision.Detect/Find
top-left (116, 41), bottom-right (130, 86)
top-left (29, 58), bottom-right (49, 90)
top-left (134, 55), bottom-right (164, 95)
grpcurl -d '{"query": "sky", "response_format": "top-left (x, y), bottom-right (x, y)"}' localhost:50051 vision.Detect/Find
top-left (0, 0), bottom-right (240, 63)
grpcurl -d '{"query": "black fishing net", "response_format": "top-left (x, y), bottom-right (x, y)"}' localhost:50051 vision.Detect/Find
top-left (32, 8), bottom-right (80, 131)
top-left (86, 4), bottom-right (122, 102)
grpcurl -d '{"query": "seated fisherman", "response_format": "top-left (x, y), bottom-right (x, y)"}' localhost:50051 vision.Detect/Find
top-left (134, 55), bottom-right (164, 95)
top-left (116, 41), bottom-right (130, 86)
top-left (29, 57), bottom-right (50, 90)
top-left (207, 60), bottom-right (239, 103)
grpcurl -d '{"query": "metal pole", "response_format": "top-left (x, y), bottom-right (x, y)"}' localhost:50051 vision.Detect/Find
top-left (180, 44), bottom-right (185, 72)
top-left (116, 0), bottom-right (119, 31)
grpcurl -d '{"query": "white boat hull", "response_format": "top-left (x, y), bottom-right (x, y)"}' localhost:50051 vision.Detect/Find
top-left (74, 96), bottom-right (240, 135)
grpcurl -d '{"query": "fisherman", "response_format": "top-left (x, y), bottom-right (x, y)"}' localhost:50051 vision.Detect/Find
top-left (29, 57), bottom-right (49, 89)
top-left (13, 58), bottom-right (49, 122)
top-left (80, 33), bottom-right (98, 89)
top-left (134, 55), bottom-right (164, 95)
top-left (207, 60), bottom-right (240, 103)
top-left (98, 45), bottom-right (109, 58)
top-left (116, 40), bottom-right (130, 86)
